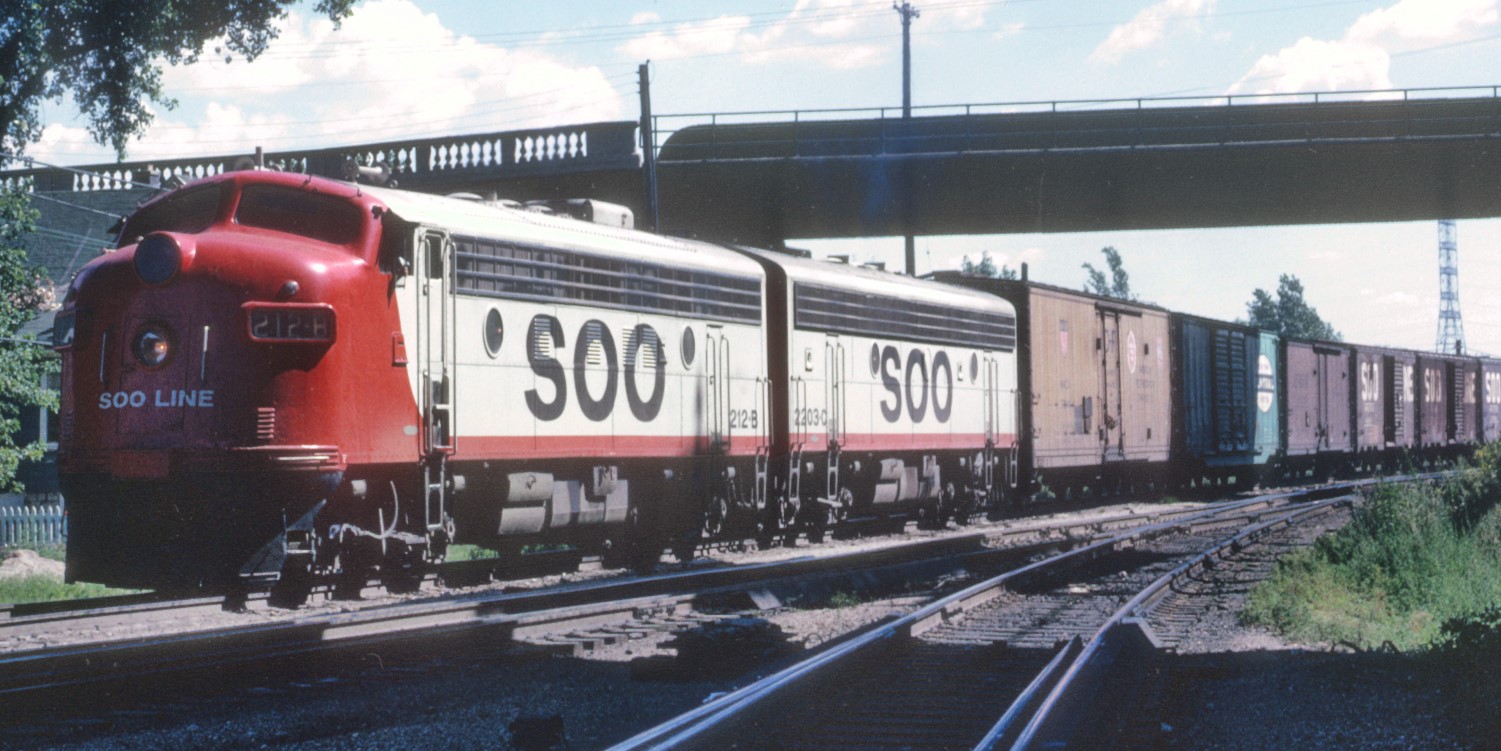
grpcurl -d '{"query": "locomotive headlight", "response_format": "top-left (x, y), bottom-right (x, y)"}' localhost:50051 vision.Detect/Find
top-left (131, 323), bottom-right (174, 368)
top-left (134, 234), bottom-right (183, 286)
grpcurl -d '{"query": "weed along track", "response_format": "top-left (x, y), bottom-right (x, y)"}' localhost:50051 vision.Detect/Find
top-left (610, 489), bottom-right (1357, 751)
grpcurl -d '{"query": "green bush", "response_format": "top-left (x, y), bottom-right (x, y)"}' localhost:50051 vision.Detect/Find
top-left (1430, 606), bottom-right (1501, 742)
top-left (1243, 449), bottom-right (1501, 651)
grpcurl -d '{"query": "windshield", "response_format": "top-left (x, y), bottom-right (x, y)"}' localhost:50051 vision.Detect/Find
top-left (118, 185), bottom-right (223, 245)
top-left (235, 184), bottom-right (364, 246)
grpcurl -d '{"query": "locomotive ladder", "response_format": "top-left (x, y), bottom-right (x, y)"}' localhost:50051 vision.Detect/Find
top-left (418, 228), bottom-right (457, 543)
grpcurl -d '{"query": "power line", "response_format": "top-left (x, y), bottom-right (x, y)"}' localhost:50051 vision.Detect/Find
top-left (25, 192), bottom-right (124, 219)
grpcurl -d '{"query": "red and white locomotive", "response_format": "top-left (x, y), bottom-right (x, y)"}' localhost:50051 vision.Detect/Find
top-left (53, 170), bottom-right (1021, 595)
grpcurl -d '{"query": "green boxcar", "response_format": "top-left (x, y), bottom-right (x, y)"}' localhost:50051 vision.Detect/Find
top-left (1171, 315), bottom-right (1278, 486)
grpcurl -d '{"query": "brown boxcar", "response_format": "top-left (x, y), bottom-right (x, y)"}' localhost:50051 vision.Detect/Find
top-left (1416, 352), bottom-right (1479, 455)
top-left (1282, 339), bottom-right (1354, 475)
top-left (932, 274), bottom-right (1172, 498)
top-left (1481, 357), bottom-right (1501, 442)
top-left (1351, 344), bottom-right (1417, 470)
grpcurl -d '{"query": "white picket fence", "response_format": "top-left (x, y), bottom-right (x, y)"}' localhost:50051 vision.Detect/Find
top-left (0, 504), bottom-right (66, 547)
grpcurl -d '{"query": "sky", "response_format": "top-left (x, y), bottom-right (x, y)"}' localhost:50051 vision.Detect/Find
top-left (22, 0), bottom-right (1501, 353)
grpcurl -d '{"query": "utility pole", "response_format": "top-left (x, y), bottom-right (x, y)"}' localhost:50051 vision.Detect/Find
top-left (894, 1), bottom-right (920, 275)
top-left (638, 62), bottom-right (660, 233)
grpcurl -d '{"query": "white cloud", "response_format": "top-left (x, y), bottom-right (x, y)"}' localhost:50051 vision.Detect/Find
top-left (1227, 0), bottom-right (1498, 97)
top-left (617, 0), bottom-right (989, 71)
top-left (1090, 0), bottom-right (1217, 64)
top-left (993, 22), bottom-right (1026, 41)
top-left (1227, 37), bottom-right (1391, 96)
top-left (34, 0), bottom-right (625, 165)
top-left (1348, 0), bottom-right (1498, 43)
top-left (618, 16), bottom-right (754, 60)
top-left (1375, 290), bottom-right (1425, 307)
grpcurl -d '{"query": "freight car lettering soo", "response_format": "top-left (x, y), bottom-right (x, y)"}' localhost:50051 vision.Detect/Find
top-left (524, 315), bottom-right (666, 423)
top-left (878, 346), bottom-right (954, 424)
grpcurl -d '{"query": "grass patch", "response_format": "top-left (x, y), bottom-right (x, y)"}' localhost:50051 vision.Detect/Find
top-left (1243, 444), bottom-right (1501, 651)
top-left (0, 575), bottom-right (133, 604)
top-left (445, 544), bottom-right (499, 562)
top-left (827, 590), bottom-right (863, 608)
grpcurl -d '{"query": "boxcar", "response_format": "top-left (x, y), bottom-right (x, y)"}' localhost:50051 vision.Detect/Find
top-left (933, 274), bottom-right (1172, 499)
top-left (1481, 357), bottom-right (1501, 442)
top-left (1351, 344), bottom-right (1417, 472)
top-left (1170, 314), bottom-right (1278, 488)
top-left (1281, 338), bottom-right (1354, 477)
top-left (1415, 352), bottom-right (1479, 459)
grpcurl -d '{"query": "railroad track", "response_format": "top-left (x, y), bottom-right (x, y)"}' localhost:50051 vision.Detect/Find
top-left (0, 500), bottom-right (1200, 695)
top-left (0, 476), bottom-right (1434, 706)
top-left (605, 484), bottom-right (1368, 751)
top-left (0, 494), bottom-right (1238, 655)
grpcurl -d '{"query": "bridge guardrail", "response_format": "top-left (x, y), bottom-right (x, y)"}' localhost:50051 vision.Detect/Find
top-left (651, 84), bottom-right (1501, 162)
top-left (1, 121), bottom-right (642, 194)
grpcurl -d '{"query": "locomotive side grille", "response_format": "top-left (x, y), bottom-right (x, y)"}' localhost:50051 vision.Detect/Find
top-left (452, 235), bottom-right (761, 324)
top-left (256, 407), bottom-right (276, 444)
top-left (793, 283), bottom-right (1017, 352)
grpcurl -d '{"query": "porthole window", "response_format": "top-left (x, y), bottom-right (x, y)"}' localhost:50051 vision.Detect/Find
top-left (870, 343), bottom-right (881, 376)
top-left (970, 353), bottom-right (979, 381)
top-left (681, 327), bottom-right (696, 367)
top-left (483, 308), bottom-right (504, 358)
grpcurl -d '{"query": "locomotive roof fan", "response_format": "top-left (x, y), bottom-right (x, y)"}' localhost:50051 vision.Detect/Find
top-left (523, 198), bottom-right (633, 229)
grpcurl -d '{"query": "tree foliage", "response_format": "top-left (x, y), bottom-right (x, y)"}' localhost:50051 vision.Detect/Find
top-left (1, 0), bottom-right (355, 159)
top-left (961, 250), bottom-right (1019, 279)
top-left (0, 187), bottom-right (57, 491)
top-left (1081, 246), bottom-right (1135, 300)
top-left (1245, 274), bottom-right (1341, 341)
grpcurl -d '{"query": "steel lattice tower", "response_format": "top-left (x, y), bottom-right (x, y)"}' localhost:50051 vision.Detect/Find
top-left (1436, 219), bottom-right (1465, 354)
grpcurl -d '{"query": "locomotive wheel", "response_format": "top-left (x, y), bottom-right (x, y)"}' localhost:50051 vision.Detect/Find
top-left (704, 493), bottom-right (730, 538)
top-left (915, 503), bottom-right (942, 530)
top-left (267, 531), bottom-right (318, 608)
top-left (985, 482), bottom-right (1006, 521)
top-left (944, 482), bottom-right (969, 526)
top-left (672, 531), bottom-right (699, 564)
top-left (268, 564), bottom-right (314, 609)
top-left (605, 505), bottom-right (664, 574)
top-left (382, 566), bottom-right (424, 594)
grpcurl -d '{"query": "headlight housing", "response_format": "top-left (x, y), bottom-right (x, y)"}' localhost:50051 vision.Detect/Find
top-left (134, 234), bottom-right (182, 286)
top-left (131, 322), bottom-right (174, 368)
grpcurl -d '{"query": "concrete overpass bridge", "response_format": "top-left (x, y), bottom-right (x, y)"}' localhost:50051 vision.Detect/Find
top-left (8, 85), bottom-right (1501, 281)
top-left (650, 86), bottom-right (1501, 246)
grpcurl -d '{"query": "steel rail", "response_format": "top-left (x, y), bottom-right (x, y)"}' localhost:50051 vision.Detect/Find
top-left (0, 500), bottom-right (1209, 693)
top-left (995, 495), bottom-right (1355, 751)
top-left (601, 481), bottom-right (1372, 751)
top-left (0, 497), bottom-right (1231, 651)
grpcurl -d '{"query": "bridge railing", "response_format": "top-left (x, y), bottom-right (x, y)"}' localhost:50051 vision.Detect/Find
top-left (651, 84), bottom-right (1501, 162)
top-left (0, 121), bottom-right (642, 194)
